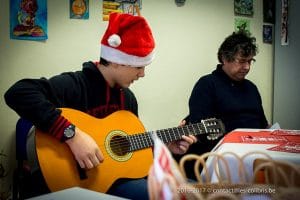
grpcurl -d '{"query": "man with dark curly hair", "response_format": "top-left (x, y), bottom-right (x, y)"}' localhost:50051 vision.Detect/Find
top-left (176, 30), bottom-right (269, 180)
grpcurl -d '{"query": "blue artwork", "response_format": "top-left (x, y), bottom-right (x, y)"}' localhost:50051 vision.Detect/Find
top-left (234, 0), bottom-right (254, 17)
top-left (263, 25), bottom-right (273, 44)
top-left (70, 0), bottom-right (89, 19)
top-left (10, 0), bottom-right (48, 41)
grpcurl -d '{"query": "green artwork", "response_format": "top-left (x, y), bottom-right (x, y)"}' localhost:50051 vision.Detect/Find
top-left (234, 0), bottom-right (254, 16)
top-left (234, 18), bottom-right (250, 32)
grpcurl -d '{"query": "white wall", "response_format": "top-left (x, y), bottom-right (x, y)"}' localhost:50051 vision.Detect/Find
top-left (273, 0), bottom-right (300, 129)
top-left (0, 0), bottom-right (273, 192)
top-left (137, 0), bottom-right (273, 131)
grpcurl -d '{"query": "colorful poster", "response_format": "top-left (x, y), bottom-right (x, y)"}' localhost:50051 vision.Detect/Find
top-left (70, 0), bottom-right (89, 19)
top-left (234, 0), bottom-right (254, 17)
top-left (281, 0), bottom-right (289, 45)
top-left (234, 18), bottom-right (250, 33)
top-left (10, 0), bottom-right (47, 41)
top-left (102, 0), bottom-right (142, 21)
top-left (263, 24), bottom-right (273, 44)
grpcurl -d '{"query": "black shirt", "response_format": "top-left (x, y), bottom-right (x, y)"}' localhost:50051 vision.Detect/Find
top-left (175, 64), bottom-right (268, 180)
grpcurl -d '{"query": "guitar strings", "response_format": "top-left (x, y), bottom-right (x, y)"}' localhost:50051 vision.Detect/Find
top-left (105, 123), bottom-right (213, 148)
top-left (99, 123), bottom-right (221, 154)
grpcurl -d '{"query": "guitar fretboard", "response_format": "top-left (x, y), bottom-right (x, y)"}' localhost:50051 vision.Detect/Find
top-left (128, 123), bottom-right (206, 152)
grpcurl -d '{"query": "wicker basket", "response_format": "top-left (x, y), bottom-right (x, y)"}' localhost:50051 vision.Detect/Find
top-left (148, 151), bottom-right (300, 200)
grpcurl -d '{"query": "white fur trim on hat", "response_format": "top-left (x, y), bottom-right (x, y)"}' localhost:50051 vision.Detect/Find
top-left (108, 34), bottom-right (121, 47)
top-left (101, 44), bottom-right (155, 67)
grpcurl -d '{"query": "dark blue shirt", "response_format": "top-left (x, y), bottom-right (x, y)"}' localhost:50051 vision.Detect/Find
top-left (176, 64), bottom-right (268, 180)
top-left (189, 64), bottom-right (268, 133)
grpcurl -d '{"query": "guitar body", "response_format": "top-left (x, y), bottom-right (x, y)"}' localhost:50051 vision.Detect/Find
top-left (35, 108), bottom-right (153, 193)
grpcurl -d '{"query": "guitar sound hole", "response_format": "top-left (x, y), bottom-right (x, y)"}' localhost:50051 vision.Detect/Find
top-left (110, 136), bottom-right (130, 156)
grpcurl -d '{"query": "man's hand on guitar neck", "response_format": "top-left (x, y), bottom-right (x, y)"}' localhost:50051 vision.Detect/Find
top-left (167, 135), bottom-right (197, 155)
top-left (167, 119), bottom-right (197, 155)
top-left (65, 127), bottom-right (104, 169)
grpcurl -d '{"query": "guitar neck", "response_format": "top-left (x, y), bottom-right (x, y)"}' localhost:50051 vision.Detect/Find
top-left (128, 123), bottom-right (206, 152)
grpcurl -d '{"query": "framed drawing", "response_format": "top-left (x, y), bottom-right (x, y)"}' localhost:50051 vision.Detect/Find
top-left (263, 25), bottom-right (273, 44)
top-left (234, 18), bottom-right (250, 33)
top-left (10, 0), bottom-right (48, 41)
top-left (70, 0), bottom-right (89, 19)
top-left (234, 0), bottom-right (254, 17)
top-left (281, 0), bottom-right (289, 45)
top-left (102, 0), bottom-right (142, 21)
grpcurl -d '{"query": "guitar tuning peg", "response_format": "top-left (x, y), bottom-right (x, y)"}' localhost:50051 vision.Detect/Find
top-left (207, 132), bottom-right (223, 140)
top-left (207, 134), bottom-right (214, 140)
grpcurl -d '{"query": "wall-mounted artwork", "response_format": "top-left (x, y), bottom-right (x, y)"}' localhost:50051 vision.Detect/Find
top-left (263, 0), bottom-right (275, 24)
top-left (234, 18), bottom-right (250, 33)
top-left (70, 0), bottom-right (89, 19)
top-left (234, 0), bottom-right (254, 17)
top-left (10, 0), bottom-right (47, 41)
top-left (281, 0), bottom-right (289, 46)
top-left (102, 0), bottom-right (142, 21)
top-left (263, 24), bottom-right (273, 44)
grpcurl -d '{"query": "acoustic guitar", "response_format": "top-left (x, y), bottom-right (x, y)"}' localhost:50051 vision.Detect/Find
top-left (35, 108), bottom-right (225, 193)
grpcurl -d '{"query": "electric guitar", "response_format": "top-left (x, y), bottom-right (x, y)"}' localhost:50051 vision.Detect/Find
top-left (35, 108), bottom-right (225, 193)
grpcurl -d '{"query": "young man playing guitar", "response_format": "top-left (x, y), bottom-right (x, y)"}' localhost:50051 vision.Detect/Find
top-left (5, 13), bottom-right (196, 199)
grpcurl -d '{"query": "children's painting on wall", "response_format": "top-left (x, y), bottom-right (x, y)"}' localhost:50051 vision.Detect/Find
top-left (102, 0), bottom-right (142, 21)
top-left (234, 0), bottom-right (254, 17)
top-left (263, 25), bottom-right (273, 44)
top-left (234, 18), bottom-right (250, 33)
top-left (281, 0), bottom-right (289, 46)
top-left (70, 0), bottom-right (89, 19)
top-left (10, 0), bottom-right (47, 41)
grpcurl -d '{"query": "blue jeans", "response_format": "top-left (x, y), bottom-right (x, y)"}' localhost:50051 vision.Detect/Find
top-left (107, 178), bottom-right (149, 200)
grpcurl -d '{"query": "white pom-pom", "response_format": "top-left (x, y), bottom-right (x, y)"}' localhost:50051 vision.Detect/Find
top-left (108, 34), bottom-right (121, 47)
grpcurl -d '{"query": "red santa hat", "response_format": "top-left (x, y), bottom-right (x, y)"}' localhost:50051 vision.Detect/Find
top-left (100, 13), bottom-right (155, 67)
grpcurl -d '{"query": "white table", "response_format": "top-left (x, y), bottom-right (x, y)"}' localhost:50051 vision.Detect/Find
top-left (204, 129), bottom-right (300, 183)
top-left (26, 187), bottom-right (129, 200)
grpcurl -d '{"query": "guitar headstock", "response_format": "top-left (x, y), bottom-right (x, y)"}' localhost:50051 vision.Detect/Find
top-left (201, 118), bottom-right (225, 140)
